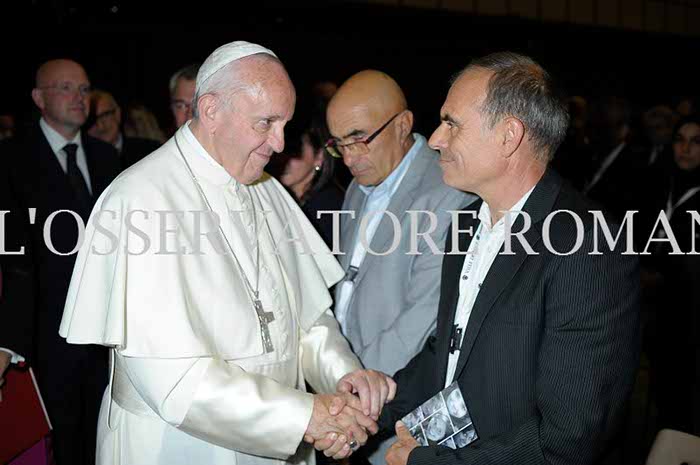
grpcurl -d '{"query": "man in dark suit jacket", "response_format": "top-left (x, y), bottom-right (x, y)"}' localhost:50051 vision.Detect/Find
top-left (369, 53), bottom-right (641, 465)
top-left (0, 59), bottom-right (121, 465)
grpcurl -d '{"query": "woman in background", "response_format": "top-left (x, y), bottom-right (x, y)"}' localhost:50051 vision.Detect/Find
top-left (269, 97), bottom-right (344, 247)
top-left (638, 114), bottom-right (700, 435)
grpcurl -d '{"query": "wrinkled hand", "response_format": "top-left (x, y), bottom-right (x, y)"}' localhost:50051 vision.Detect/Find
top-left (337, 369), bottom-right (397, 420)
top-left (385, 421), bottom-right (419, 465)
top-left (304, 393), bottom-right (378, 460)
top-left (0, 351), bottom-right (11, 403)
top-left (306, 393), bottom-right (370, 457)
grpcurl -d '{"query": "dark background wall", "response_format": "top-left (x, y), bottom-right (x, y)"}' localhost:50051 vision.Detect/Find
top-left (4, 0), bottom-right (699, 136)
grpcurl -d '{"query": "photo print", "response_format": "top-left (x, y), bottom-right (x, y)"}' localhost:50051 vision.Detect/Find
top-left (400, 381), bottom-right (478, 450)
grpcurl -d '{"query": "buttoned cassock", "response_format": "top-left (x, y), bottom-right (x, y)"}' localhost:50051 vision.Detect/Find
top-left (59, 123), bottom-right (362, 465)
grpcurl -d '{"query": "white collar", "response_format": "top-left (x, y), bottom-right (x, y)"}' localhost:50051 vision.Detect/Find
top-left (179, 121), bottom-right (239, 189)
top-left (39, 117), bottom-right (82, 154)
top-left (478, 185), bottom-right (536, 232)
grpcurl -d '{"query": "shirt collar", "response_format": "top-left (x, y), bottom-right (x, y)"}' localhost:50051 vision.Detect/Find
top-left (39, 117), bottom-right (82, 154)
top-left (478, 184), bottom-right (536, 232)
top-left (359, 133), bottom-right (424, 197)
top-left (115, 132), bottom-right (124, 153)
top-left (178, 121), bottom-right (239, 190)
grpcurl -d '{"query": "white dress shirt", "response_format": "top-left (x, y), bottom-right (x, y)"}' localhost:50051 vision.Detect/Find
top-left (445, 187), bottom-right (534, 387)
top-left (40, 117), bottom-right (93, 194)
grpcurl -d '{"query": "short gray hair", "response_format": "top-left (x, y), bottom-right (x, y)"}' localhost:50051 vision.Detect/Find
top-left (192, 53), bottom-right (281, 119)
top-left (455, 52), bottom-right (569, 162)
top-left (168, 63), bottom-right (200, 97)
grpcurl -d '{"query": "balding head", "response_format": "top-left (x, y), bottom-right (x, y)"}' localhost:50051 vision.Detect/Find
top-left (327, 70), bottom-right (414, 186)
top-left (328, 70), bottom-right (407, 123)
top-left (32, 59), bottom-right (90, 139)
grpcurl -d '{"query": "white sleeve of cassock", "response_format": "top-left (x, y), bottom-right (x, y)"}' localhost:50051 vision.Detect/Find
top-left (300, 309), bottom-right (364, 394)
top-left (121, 355), bottom-right (314, 459)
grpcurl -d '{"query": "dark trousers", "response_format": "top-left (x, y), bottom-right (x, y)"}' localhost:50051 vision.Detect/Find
top-left (37, 344), bottom-right (108, 465)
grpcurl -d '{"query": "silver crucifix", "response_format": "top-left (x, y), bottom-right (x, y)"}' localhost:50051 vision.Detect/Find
top-left (254, 298), bottom-right (275, 353)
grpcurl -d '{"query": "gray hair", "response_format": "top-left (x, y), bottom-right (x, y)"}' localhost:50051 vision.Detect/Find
top-left (192, 53), bottom-right (281, 119)
top-left (168, 63), bottom-right (201, 97)
top-left (454, 52), bottom-right (569, 162)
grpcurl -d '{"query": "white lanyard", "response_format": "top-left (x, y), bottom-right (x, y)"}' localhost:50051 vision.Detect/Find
top-left (665, 185), bottom-right (700, 221)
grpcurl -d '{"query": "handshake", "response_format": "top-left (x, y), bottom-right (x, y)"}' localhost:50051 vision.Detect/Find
top-left (303, 369), bottom-right (397, 460)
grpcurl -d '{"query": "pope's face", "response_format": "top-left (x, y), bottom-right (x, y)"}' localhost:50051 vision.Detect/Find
top-left (211, 68), bottom-right (296, 184)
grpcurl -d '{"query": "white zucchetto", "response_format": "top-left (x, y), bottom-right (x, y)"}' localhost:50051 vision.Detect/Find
top-left (195, 41), bottom-right (278, 95)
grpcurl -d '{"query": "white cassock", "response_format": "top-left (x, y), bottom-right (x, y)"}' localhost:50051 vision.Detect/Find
top-left (59, 123), bottom-right (362, 465)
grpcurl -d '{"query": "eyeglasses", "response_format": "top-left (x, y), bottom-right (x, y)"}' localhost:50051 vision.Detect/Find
top-left (39, 82), bottom-right (91, 97)
top-left (171, 99), bottom-right (193, 112)
top-left (324, 112), bottom-right (400, 159)
top-left (95, 108), bottom-right (118, 121)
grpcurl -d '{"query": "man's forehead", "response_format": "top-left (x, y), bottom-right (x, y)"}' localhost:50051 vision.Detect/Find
top-left (328, 103), bottom-right (377, 134)
top-left (444, 70), bottom-right (489, 113)
top-left (236, 82), bottom-right (295, 119)
top-left (174, 78), bottom-right (195, 94)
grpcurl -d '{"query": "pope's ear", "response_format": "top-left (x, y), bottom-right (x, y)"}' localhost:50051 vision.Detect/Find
top-left (196, 94), bottom-right (220, 132)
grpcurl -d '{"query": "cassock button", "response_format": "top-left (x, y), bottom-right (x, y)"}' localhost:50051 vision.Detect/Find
top-left (462, 275), bottom-right (468, 280)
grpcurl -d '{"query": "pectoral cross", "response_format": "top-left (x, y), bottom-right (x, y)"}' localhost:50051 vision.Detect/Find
top-left (254, 296), bottom-right (275, 353)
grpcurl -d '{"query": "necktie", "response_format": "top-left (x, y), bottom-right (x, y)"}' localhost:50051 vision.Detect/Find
top-left (63, 143), bottom-right (92, 215)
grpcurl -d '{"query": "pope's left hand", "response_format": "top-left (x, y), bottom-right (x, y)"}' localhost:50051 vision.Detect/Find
top-left (336, 369), bottom-right (397, 420)
top-left (385, 421), bottom-right (419, 465)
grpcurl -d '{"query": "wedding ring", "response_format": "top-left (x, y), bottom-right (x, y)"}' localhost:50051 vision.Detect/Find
top-left (348, 439), bottom-right (359, 451)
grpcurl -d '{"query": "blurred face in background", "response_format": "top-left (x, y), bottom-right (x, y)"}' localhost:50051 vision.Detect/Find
top-left (673, 122), bottom-right (700, 172)
top-left (171, 77), bottom-right (196, 128)
top-left (279, 134), bottom-right (324, 193)
top-left (32, 59), bottom-right (90, 137)
top-left (88, 92), bottom-right (121, 145)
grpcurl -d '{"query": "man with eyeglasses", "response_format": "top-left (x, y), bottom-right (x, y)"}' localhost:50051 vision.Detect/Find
top-left (0, 58), bottom-right (120, 465)
top-left (326, 70), bottom-right (474, 465)
top-left (88, 89), bottom-right (161, 169)
top-left (168, 63), bottom-right (200, 131)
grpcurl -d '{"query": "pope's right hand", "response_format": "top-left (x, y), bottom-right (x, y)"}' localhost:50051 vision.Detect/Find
top-left (0, 351), bottom-right (11, 403)
top-left (304, 393), bottom-right (378, 459)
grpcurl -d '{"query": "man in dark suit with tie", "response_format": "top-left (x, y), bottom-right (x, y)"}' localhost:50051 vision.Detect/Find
top-left (371, 52), bottom-right (641, 465)
top-left (0, 59), bottom-right (121, 465)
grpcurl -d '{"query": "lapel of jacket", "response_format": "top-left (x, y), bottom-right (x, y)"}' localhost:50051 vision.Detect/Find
top-left (35, 125), bottom-right (72, 190)
top-left (82, 133), bottom-right (105, 198)
top-left (452, 168), bottom-right (561, 380)
top-left (351, 144), bottom-right (431, 287)
top-left (436, 200), bottom-right (482, 380)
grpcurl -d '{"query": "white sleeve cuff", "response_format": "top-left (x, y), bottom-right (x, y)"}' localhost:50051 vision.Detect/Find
top-left (0, 347), bottom-right (25, 364)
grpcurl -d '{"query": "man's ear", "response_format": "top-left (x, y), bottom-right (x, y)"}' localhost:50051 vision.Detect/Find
top-left (31, 89), bottom-right (45, 112)
top-left (197, 94), bottom-right (220, 134)
top-left (396, 110), bottom-right (414, 140)
top-left (502, 116), bottom-right (525, 158)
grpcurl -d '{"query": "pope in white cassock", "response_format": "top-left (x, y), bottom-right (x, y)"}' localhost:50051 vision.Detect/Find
top-left (58, 41), bottom-right (396, 465)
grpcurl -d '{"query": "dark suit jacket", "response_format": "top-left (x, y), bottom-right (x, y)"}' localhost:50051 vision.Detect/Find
top-left (585, 142), bottom-right (648, 221)
top-left (0, 125), bottom-right (120, 366)
top-left (120, 136), bottom-right (161, 170)
top-left (378, 169), bottom-right (641, 465)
